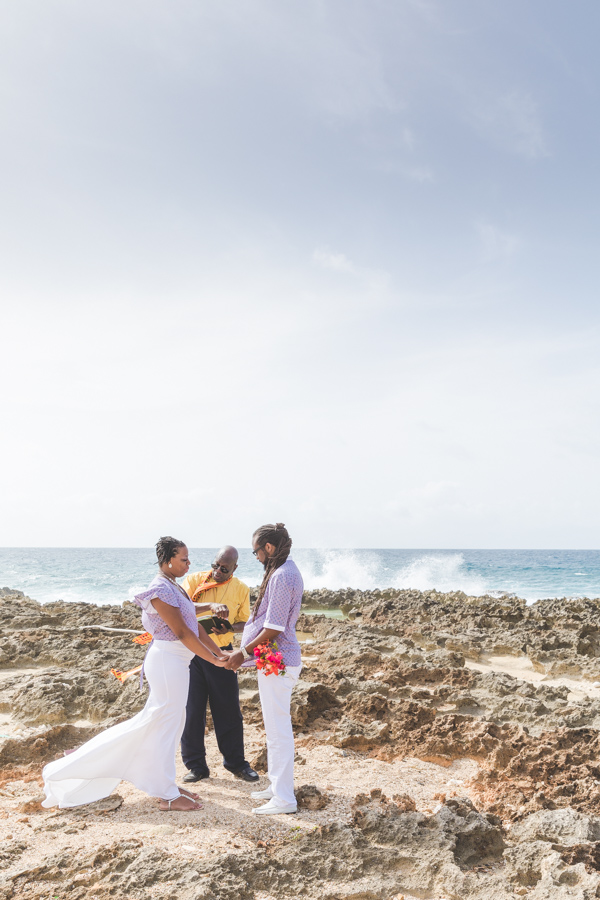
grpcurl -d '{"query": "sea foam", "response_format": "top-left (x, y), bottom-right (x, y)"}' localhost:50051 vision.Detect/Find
top-left (296, 549), bottom-right (488, 595)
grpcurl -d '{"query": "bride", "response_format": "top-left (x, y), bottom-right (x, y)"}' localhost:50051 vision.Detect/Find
top-left (42, 537), bottom-right (230, 812)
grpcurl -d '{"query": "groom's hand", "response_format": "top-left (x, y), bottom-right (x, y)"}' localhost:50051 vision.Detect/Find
top-left (224, 650), bottom-right (244, 671)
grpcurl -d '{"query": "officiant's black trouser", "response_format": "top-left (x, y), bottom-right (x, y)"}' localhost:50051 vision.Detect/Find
top-left (180, 644), bottom-right (247, 775)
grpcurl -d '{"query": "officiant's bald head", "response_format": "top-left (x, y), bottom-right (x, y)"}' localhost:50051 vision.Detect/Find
top-left (211, 546), bottom-right (238, 583)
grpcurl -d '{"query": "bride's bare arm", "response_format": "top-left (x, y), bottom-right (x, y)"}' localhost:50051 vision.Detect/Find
top-left (152, 599), bottom-right (228, 665)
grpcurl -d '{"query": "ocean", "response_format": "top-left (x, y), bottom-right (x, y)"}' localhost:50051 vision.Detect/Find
top-left (1, 548), bottom-right (599, 607)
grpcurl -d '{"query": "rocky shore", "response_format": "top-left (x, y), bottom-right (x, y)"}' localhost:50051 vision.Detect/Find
top-left (2, 585), bottom-right (600, 898)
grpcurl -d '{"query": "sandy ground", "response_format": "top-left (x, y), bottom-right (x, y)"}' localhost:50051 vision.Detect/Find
top-left (4, 619), bottom-right (599, 899)
top-left (0, 719), bottom-right (477, 899)
top-left (1, 651), bottom-right (591, 894)
top-left (465, 653), bottom-right (600, 701)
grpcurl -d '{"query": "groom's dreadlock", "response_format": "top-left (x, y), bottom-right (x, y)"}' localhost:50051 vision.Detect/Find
top-left (252, 523), bottom-right (292, 619)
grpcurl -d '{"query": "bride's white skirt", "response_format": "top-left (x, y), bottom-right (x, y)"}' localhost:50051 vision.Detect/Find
top-left (42, 640), bottom-right (194, 809)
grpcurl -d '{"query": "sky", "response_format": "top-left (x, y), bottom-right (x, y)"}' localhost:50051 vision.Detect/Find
top-left (1, 0), bottom-right (599, 549)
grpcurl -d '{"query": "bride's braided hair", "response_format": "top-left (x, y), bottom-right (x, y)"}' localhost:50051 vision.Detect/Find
top-left (155, 536), bottom-right (186, 566)
top-left (252, 523), bottom-right (292, 619)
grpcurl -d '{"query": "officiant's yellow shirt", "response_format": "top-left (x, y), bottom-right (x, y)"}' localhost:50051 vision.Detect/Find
top-left (182, 571), bottom-right (250, 648)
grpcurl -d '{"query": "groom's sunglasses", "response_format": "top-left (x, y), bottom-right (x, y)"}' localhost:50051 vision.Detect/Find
top-left (252, 547), bottom-right (264, 557)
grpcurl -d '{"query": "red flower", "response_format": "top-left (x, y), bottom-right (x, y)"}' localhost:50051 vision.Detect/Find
top-left (253, 641), bottom-right (286, 676)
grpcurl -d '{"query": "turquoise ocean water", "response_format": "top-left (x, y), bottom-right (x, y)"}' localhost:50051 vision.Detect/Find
top-left (0, 548), bottom-right (599, 606)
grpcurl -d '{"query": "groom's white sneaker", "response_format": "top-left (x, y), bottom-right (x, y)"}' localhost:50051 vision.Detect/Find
top-left (253, 798), bottom-right (297, 815)
top-left (250, 787), bottom-right (274, 800)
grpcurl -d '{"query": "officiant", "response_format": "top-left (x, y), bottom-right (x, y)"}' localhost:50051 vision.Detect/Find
top-left (180, 545), bottom-right (259, 783)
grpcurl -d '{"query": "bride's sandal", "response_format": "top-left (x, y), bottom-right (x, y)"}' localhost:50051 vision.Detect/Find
top-left (159, 794), bottom-right (203, 811)
top-left (155, 788), bottom-right (201, 804)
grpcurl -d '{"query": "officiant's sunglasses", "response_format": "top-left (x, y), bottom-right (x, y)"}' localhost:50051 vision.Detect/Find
top-left (212, 562), bottom-right (232, 573)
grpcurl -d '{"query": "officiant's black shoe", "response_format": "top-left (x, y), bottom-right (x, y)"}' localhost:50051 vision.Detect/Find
top-left (183, 769), bottom-right (210, 783)
top-left (232, 764), bottom-right (259, 783)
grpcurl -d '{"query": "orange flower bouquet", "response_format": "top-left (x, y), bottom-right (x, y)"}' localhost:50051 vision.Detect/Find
top-left (254, 642), bottom-right (286, 676)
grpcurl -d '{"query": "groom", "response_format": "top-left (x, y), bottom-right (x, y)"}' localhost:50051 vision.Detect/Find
top-left (225, 524), bottom-right (303, 815)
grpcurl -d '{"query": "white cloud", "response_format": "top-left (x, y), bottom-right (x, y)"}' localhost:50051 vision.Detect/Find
top-left (499, 90), bottom-right (549, 158)
top-left (405, 165), bottom-right (435, 183)
top-left (473, 88), bottom-right (549, 159)
top-left (476, 221), bottom-right (521, 262)
top-left (312, 248), bottom-right (357, 275)
top-left (405, 0), bottom-right (441, 26)
top-left (312, 247), bottom-right (390, 293)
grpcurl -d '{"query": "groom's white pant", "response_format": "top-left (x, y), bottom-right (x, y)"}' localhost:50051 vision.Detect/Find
top-left (257, 664), bottom-right (302, 806)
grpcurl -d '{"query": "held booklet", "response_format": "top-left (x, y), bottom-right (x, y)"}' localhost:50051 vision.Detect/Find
top-left (198, 616), bottom-right (234, 634)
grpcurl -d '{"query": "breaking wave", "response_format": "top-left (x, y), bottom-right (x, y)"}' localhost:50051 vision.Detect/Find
top-left (296, 550), bottom-right (488, 595)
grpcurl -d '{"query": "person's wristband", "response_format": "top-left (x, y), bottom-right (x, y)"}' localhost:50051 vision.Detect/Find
top-left (240, 645), bottom-right (251, 660)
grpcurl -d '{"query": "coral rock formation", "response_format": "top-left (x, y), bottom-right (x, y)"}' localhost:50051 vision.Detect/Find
top-left (3, 585), bottom-right (600, 898)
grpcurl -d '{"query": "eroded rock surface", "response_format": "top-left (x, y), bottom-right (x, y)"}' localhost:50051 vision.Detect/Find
top-left (3, 585), bottom-right (600, 898)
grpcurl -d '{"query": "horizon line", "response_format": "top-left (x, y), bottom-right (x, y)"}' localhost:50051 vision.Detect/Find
top-left (1, 546), bottom-right (599, 552)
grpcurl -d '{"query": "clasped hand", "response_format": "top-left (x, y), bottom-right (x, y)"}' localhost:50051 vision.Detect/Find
top-left (224, 650), bottom-right (244, 672)
top-left (214, 648), bottom-right (234, 667)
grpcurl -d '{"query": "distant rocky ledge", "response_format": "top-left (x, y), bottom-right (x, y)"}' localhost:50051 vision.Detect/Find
top-left (3, 586), bottom-right (600, 898)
